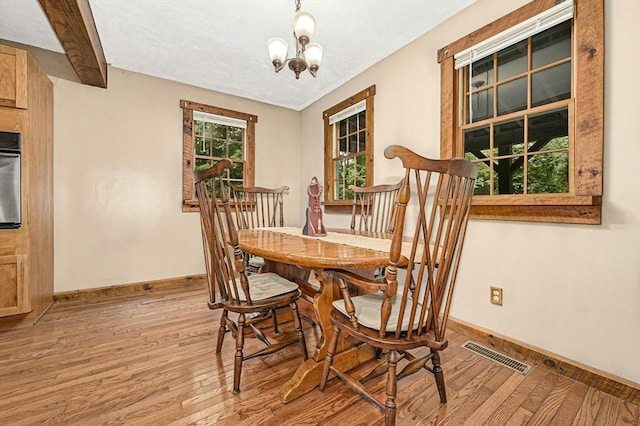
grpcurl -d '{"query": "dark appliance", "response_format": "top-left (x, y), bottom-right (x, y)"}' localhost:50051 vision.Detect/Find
top-left (0, 131), bottom-right (22, 228)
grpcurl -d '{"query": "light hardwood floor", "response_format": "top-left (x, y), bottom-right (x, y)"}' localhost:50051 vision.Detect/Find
top-left (0, 283), bottom-right (638, 425)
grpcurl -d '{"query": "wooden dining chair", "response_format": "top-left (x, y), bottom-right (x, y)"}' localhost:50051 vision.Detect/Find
top-left (350, 180), bottom-right (402, 281)
top-left (194, 160), bottom-right (308, 394)
top-left (229, 183), bottom-right (288, 230)
top-left (319, 145), bottom-right (477, 426)
top-left (229, 183), bottom-right (290, 330)
top-left (349, 181), bottom-right (402, 234)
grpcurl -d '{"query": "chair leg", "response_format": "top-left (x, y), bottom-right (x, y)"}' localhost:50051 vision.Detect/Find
top-left (384, 350), bottom-right (399, 426)
top-left (290, 302), bottom-right (308, 361)
top-left (319, 324), bottom-right (341, 391)
top-left (271, 308), bottom-right (281, 335)
top-left (431, 348), bottom-right (447, 403)
top-left (216, 310), bottom-right (228, 354)
top-left (233, 313), bottom-right (246, 394)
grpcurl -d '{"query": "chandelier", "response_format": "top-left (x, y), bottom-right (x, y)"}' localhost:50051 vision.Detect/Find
top-left (267, 0), bottom-right (323, 79)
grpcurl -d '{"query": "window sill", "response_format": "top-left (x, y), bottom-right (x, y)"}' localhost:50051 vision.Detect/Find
top-left (469, 194), bottom-right (601, 224)
top-left (323, 201), bottom-right (353, 214)
top-left (471, 194), bottom-right (601, 206)
top-left (183, 200), bottom-right (199, 212)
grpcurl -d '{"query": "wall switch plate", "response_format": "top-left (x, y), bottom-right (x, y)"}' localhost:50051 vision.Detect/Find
top-left (491, 287), bottom-right (503, 305)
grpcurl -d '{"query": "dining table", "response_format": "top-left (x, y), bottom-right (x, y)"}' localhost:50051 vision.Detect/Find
top-left (237, 226), bottom-right (409, 403)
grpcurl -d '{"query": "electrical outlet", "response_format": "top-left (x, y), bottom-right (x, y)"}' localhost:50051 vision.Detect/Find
top-left (491, 287), bottom-right (503, 305)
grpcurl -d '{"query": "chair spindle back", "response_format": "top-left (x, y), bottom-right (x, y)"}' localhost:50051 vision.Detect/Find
top-left (349, 182), bottom-right (402, 233)
top-left (230, 184), bottom-right (288, 230)
top-left (194, 160), bottom-right (252, 306)
top-left (382, 145), bottom-right (477, 341)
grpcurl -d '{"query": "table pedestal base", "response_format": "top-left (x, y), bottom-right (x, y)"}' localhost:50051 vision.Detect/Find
top-left (279, 343), bottom-right (376, 403)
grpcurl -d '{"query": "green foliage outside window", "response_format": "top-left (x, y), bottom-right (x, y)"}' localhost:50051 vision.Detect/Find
top-left (194, 120), bottom-right (245, 197)
top-left (468, 136), bottom-right (569, 195)
top-left (333, 111), bottom-right (367, 200)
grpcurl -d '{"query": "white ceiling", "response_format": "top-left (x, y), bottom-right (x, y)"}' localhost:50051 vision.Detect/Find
top-left (0, 0), bottom-right (475, 111)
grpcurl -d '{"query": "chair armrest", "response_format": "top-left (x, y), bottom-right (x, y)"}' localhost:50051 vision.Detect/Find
top-left (323, 269), bottom-right (393, 331)
top-left (324, 269), bottom-right (388, 293)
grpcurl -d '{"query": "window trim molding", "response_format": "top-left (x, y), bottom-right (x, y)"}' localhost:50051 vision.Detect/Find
top-left (437, 0), bottom-right (604, 224)
top-left (322, 85), bottom-right (376, 211)
top-left (180, 99), bottom-right (257, 212)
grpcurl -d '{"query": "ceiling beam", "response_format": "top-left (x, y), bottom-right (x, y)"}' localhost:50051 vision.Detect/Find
top-left (38, 0), bottom-right (107, 88)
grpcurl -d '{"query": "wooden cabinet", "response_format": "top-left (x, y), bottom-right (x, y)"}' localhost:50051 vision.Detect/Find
top-left (0, 45), bottom-right (28, 108)
top-left (0, 45), bottom-right (53, 330)
top-left (0, 255), bottom-right (28, 316)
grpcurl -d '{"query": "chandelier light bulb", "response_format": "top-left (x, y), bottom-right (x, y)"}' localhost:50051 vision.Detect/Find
top-left (268, 38), bottom-right (288, 70)
top-left (304, 43), bottom-right (323, 76)
top-left (293, 10), bottom-right (316, 45)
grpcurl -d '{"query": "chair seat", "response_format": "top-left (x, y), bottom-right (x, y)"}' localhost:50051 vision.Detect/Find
top-left (240, 272), bottom-right (299, 302)
top-left (332, 292), bottom-right (422, 332)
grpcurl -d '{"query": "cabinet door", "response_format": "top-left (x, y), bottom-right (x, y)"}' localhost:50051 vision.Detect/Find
top-left (0, 255), bottom-right (30, 316)
top-left (0, 45), bottom-right (28, 109)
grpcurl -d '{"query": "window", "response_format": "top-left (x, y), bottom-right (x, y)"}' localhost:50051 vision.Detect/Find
top-left (181, 100), bottom-right (256, 211)
top-left (438, 0), bottom-right (603, 224)
top-left (323, 85), bottom-right (375, 211)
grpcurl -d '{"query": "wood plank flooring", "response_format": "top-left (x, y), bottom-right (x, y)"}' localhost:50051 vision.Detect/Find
top-left (0, 283), bottom-right (638, 425)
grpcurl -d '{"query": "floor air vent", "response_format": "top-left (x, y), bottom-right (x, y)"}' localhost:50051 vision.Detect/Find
top-left (462, 341), bottom-right (531, 374)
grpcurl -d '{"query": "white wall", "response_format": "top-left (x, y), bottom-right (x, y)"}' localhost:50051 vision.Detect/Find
top-left (51, 67), bottom-right (301, 292)
top-left (300, 0), bottom-right (640, 385)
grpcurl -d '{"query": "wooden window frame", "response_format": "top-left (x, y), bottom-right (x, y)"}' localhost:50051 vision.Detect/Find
top-left (180, 99), bottom-right (257, 212)
top-left (322, 85), bottom-right (376, 213)
top-left (437, 0), bottom-right (603, 224)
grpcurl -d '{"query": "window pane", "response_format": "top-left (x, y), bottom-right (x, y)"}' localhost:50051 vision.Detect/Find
top-left (343, 187), bottom-right (355, 200)
top-left (230, 162), bottom-right (244, 180)
top-left (358, 131), bottom-right (366, 152)
top-left (358, 111), bottom-right (366, 128)
top-left (195, 136), bottom-right (209, 156)
top-left (497, 77), bottom-right (527, 116)
top-left (349, 134), bottom-right (358, 153)
top-left (229, 126), bottom-right (243, 141)
top-left (473, 161), bottom-right (491, 195)
top-left (194, 120), bottom-right (204, 136)
top-left (228, 142), bottom-right (243, 160)
top-left (339, 120), bottom-right (347, 137)
top-left (334, 159), bottom-right (346, 199)
top-left (494, 118), bottom-right (524, 156)
top-left (528, 108), bottom-right (569, 151)
top-left (195, 158), bottom-right (212, 171)
top-left (469, 88), bottom-right (493, 122)
top-left (343, 156), bottom-right (358, 193)
top-left (527, 151), bottom-right (569, 193)
top-left (471, 56), bottom-right (494, 87)
top-left (531, 62), bottom-right (571, 107)
top-left (348, 115), bottom-right (357, 134)
top-left (212, 124), bottom-right (226, 138)
top-left (204, 122), bottom-right (214, 138)
top-left (464, 126), bottom-right (491, 160)
top-left (346, 172), bottom-right (356, 189)
top-left (497, 40), bottom-right (527, 81)
top-left (355, 154), bottom-right (367, 187)
top-left (494, 157), bottom-right (524, 195)
top-left (532, 20), bottom-right (571, 69)
top-left (212, 139), bottom-right (226, 158)
top-left (338, 137), bottom-right (347, 156)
